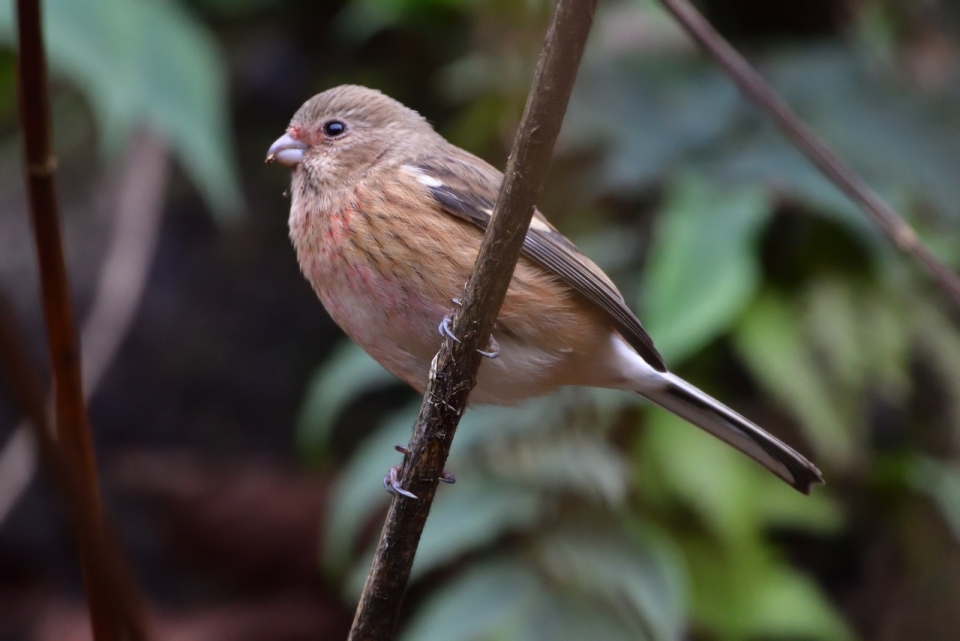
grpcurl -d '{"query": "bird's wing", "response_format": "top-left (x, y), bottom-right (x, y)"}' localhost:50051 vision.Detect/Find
top-left (407, 153), bottom-right (666, 372)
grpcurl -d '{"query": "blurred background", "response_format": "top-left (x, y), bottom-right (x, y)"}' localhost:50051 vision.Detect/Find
top-left (2, 0), bottom-right (960, 639)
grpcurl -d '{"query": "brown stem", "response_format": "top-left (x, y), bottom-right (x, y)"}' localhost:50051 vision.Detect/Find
top-left (657, 0), bottom-right (960, 307)
top-left (14, 0), bottom-right (149, 639)
top-left (345, 1), bottom-right (598, 639)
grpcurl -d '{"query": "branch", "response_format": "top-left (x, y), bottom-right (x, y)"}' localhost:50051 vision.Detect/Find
top-left (346, 0), bottom-right (598, 639)
top-left (14, 1), bottom-right (149, 639)
top-left (657, 0), bottom-right (960, 307)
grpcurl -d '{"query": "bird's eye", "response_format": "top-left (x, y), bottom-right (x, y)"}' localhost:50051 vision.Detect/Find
top-left (323, 120), bottom-right (347, 137)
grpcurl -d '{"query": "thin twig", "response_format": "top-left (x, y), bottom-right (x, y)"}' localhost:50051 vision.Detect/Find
top-left (657, 0), bottom-right (960, 307)
top-left (345, 1), bottom-right (598, 639)
top-left (14, 0), bottom-right (149, 639)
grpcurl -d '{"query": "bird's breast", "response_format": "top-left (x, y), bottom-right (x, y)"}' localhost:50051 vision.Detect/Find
top-left (287, 180), bottom-right (617, 405)
top-left (289, 189), bottom-right (451, 383)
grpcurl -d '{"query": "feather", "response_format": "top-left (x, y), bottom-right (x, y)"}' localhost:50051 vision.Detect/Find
top-left (407, 154), bottom-right (667, 372)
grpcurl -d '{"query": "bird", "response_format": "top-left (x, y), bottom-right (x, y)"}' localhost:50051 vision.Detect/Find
top-left (267, 85), bottom-right (824, 495)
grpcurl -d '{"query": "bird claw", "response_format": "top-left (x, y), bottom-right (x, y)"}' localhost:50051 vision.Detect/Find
top-left (383, 465), bottom-right (418, 500)
top-left (438, 315), bottom-right (460, 343)
top-left (386, 445), bottom-right (456, 491)
top-left (478, 335), bottom-right (500, 359)
top-left (439, 310), bottom-right (499, 359)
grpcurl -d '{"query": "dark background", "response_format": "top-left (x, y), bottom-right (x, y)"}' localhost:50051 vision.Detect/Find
top-left (2, 0), bottom-right (960, 639)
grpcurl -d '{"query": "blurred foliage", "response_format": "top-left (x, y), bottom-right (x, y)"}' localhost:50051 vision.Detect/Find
top-left (7, 0), bottom-right (959, 637)
top-left (319, 374), bottom-right (687, 640)
top-left (296, 0), bottom-right (960, 639)
top-left (0, 0), bottom-right (242, 219)
top-left (642, 175), bottom-right (770, 363)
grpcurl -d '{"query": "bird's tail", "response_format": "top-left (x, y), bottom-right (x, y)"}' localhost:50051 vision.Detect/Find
top-left (636, 372), bottom-right (824, 494)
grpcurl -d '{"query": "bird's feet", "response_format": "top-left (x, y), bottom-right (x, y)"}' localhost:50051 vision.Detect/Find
top-left (383, 445), bottom-right (456, 500)
top-left (477, 335), bottom-right (500, 359)
top-left (438, 314), bottom-right (460, 344)
top-left (383, 464), bottom-right (418, 499)
top-left (438, 299), bottom-right (500, 359)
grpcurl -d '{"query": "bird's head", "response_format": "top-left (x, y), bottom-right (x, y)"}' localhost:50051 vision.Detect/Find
top-left (266, 85), bottom-right (435, 189)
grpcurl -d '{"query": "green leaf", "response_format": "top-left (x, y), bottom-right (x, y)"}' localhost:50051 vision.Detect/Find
top-left (340, 478), bottom-right (547, 598)
top-left (573, 43), bottom-right (960, 243)
top-left (325, 389), bottom-right (638, 584)
top-left (335, 0), bottom-right (469, 43)
top-left (398, 560), bottom-right (542, 641)
top-left (448, 388), bottom-right (639, 457)
top-left (325, 386), bottom-right (644, 592)
top-left (686, 539), bottom-right (854, 641)
top-left (566, 63), bottom-right (741, 192)
top-left (803, 279), bottom-right (869, 391)
top-left (295, 342), bottom-right (399, 464)
top-left (339, 478), bottom-right (547, 599)
top-left (533, 524), bottom-right (686, 641)
top-left (322, 395), bottom-right (563, 582)
top-left (410, 479), bottom-right (544, 582)
top-left (642, 174), bottom-right (771, 363)
top-left (322, 407), bottom-right (415, 579)
top-left (0, 0), bottom-right (243, 219)
top-left (848, 287), bottom-right (911, 402)
top-left (321, 398), bottom-right (554, 581)
top-left (444, 396), bottom-right (568, 455)
top-left (400, 558), bottom-right (643, 641)
top-left (733, 292), bottom-right (857, 469)
top-left (907, 456), bottom-right (960, 546)
top-left (456, 389), bottom-right (639, 507)
top-left (483, 432), bottom-right (630, 508)
top-left (637, 410), bottom-right (843, 546)
top-left (766, 46), bottom-right (960, 224)
top-left (913, 299), bottom-right (960, 431)
top-left (800, 277), bottom-right (911, 405)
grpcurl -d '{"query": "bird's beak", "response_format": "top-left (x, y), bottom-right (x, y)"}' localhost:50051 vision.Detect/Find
top-left (266, 132), bottom-right (308, 167)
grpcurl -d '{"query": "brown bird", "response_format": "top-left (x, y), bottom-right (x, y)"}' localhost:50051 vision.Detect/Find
top-left (267, 85), bottom-right (823, 494)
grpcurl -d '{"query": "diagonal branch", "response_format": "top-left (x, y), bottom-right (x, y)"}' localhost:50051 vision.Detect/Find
top-left (14, 0), bottom-right (149, 639)
top-left (345, 0), bottom-right (598, 639)
top-left (657, 0), bottom-right (960, 308)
